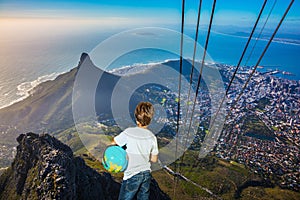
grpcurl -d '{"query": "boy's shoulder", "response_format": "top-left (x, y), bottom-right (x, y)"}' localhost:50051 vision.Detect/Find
top-left (125, 127), bottom-right (156, 137)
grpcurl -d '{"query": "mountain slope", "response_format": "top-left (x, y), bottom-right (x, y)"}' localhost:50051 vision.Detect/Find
top-left (0, 53), bottom-right (121, 145)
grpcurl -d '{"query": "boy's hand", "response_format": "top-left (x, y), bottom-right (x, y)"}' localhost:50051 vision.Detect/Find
top-left (111, 138), bottom-right (117, 145)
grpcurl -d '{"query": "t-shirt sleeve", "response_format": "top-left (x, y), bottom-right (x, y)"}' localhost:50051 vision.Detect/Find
top-left (114, 131), bottom-right (127, 147)
top-left (151, 136), bottom-right (159, 155)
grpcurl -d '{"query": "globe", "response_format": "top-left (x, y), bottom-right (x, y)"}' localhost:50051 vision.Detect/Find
top-left (102, 145), bottom-right (128, 173)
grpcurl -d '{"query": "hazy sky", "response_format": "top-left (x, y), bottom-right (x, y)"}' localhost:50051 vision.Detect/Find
top-left (0, 0), bottom-right (299, 29)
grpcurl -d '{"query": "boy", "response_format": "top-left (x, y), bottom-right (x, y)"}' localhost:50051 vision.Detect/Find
top-left (112, 102), bottom-right (159, 200)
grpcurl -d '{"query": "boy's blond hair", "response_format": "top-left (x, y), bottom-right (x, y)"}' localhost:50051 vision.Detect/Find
top-left (134, 102), bottom-right (154, 127)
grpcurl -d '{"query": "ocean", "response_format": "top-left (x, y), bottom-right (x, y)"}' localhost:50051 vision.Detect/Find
top-left (0, 24), bottom-right (299, 109)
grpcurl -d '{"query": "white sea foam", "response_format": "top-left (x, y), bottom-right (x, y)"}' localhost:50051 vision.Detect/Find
top-left (0, 72), bottom-right (62, 109)
top-left (17, 73), bottom-right (61, 96)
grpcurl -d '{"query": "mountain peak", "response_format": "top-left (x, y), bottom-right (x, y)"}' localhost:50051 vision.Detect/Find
top-left (79, 52), bottom-right (91, 66)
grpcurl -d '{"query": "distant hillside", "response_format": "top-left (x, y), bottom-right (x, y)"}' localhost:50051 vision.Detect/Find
top-left (0, 53), bottom-right (122, 145)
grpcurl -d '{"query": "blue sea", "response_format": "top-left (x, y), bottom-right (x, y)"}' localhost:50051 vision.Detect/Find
top-left (0, 23), bottom-right (299, 109)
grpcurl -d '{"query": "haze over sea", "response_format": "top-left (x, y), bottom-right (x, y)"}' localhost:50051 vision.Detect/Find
top-left (0, 21), bottom-right (299, 109)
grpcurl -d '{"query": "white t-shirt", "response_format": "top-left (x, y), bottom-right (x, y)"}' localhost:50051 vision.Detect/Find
top-left (114, 127), bottom-right (159, 180)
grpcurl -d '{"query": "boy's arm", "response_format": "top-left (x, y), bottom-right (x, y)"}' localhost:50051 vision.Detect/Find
top-left (150, 154), bottom-right (158, 163)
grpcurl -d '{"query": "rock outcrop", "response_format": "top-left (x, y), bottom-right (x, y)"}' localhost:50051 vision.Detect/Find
top-left (0, 133), bottom-right (170, 200)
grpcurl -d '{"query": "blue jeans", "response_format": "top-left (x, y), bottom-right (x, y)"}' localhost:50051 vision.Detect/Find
top-left (118, 170), bottom-right (151, 200)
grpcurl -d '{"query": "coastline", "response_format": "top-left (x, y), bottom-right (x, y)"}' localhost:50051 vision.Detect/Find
top-left (0, 59), bottom-right (299, 110)
top-left (0, 72), bottom-right (64, 109)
